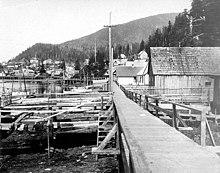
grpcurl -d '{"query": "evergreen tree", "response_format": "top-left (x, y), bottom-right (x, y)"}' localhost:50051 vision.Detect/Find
top-left (75, 59), bottom-right (81, 70)
top-left (118, 45), bottom-right (122, 59)
top-left (139, 40), bottom-right (145, 52)
top-left (202, 0), bottom-right (220, 46)
top-left (125, 44), bottom-right (130, 56)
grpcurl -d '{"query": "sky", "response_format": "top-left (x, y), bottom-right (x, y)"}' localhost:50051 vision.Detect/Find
top-left (0, 0), bottom-right (192, 62)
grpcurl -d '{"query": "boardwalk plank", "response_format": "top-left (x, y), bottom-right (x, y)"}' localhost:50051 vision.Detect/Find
top-left (113, 83), bottom-right (220, 173)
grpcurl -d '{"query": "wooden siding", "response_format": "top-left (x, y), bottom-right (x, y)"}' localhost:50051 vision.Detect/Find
top-left (154, 75), bottom-right (213, 90)
top-left (117, 77), bottom-right (136, 85)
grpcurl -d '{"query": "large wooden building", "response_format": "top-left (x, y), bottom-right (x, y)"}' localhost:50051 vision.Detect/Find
top-left (150, 47), bottom-right (220, 113)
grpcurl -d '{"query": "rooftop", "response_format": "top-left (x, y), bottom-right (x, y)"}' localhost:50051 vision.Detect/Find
top-left (151, 47), bottom-right (220, 76)
top-left (116, 66), bottom-right (143, 77)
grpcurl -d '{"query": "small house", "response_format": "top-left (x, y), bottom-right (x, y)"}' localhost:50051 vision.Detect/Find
top-left (116, 66), bottom-right (144, 85)
top-left (138, 50), bottom-right (149, 60)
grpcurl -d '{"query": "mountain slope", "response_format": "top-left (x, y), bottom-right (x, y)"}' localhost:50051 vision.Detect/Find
top-left (12, 13), bottom-right (178, 62)
top-left (60, 13), bottom-right (178, 49)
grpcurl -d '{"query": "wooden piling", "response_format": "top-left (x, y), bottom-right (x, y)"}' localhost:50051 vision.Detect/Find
top-left (155, 100), bottom-right (159, 117)
top-left (47, 119), bottom-right (50, 159)
top-left (145, 95), bottom-right (148, 111)
top-left (201, 110), bottom-right (206, 147)
top-left (172, 104), bottom-right (178, 130)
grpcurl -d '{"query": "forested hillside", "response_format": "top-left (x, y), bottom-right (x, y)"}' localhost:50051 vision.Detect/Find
top-left (143, 0), bottom-right (220, 55)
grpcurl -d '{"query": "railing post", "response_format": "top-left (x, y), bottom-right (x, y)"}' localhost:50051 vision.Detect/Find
top-left (135, 93), bottom-right (137, 103)
top-left (201, 109), bottom-right (206, 147)
top-left (172, 104), bottom-right (178, 130)
top-left (145, 95), bottom-right (148, 111)
top-left (139, 95), bottom-right (142, 107)
top-left (155, 99), bottom-right (159, 117)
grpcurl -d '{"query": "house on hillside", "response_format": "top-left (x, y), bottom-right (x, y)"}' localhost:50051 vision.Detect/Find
top-left (116, 66), bottom-right (143, 85)
top-left (30, 57), bottom-right (39, 68)
top-left (43, 59), bottom-right (53, 65)
top-left (149, 47), bottom-right (220, 113)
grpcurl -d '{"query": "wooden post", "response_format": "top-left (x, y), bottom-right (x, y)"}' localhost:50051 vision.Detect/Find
top-left (206, 118), bottom-right (216, 146)
top-left (47, 119), bottom-right (50, 159)
top-left (139, 95), bottom-right (142, 107)
top-left (145, 95), bottom-right (148, 111)
top-left (101, 96), bottom-right (103, 110)
top-left (0, 109), bottom-right (1, 158)
top-left (172, 104), bottom-right (178, 130)
top-left (155, 99), bottom-right (159, 117)
top-left (201, 110), bottom-right (206, 147)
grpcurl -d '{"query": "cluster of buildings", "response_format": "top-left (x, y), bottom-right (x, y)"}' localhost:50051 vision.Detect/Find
top-left (0, 57), bottom-right (76, 78)
top-left (113, 50), bottom-right (149, 85)
top-left (114, 47), bottom-right (220, 114)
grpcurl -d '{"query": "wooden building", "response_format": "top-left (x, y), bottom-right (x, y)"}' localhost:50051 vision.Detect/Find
top-left (150, 47), bottom-right (220, 113)
top-left (116, 66), bottom-right (143, 85)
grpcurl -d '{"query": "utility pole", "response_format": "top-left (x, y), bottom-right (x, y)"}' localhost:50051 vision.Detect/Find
top-left (94, 38), bottom-right (97, 63)
top-left (104, 12), bottom-right (115, 92)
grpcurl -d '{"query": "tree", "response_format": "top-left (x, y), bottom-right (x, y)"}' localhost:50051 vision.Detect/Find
top-left (139, 40), bottom-right (145, 52)
top-left (189, 0), bottom-right (220, 46)
top-left (125, 44), bottom-right (130, 56)
top-left (118, 45), bottom-right (122, 59)
top-left (202, 0), bottom-right (220, 46)
top-left (75, 59), bottom-right (81, 70)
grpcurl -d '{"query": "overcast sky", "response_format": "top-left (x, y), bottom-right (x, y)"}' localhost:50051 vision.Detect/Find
top-left (0, 0), bottom-right (191, 62)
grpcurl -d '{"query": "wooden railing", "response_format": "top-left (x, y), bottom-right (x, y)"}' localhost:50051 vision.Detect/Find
top-left (123, 85), bottom-right (213, 103)
top-left (113, 86), bottom-right (151, 173)
top-left (119, 84), bottom-right (215, 147)
top-left (115, 109), bottom-right (151, 173)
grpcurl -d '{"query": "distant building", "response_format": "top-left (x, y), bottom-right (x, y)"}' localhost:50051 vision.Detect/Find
top-left (138, 50), bottom-right (149, 60)
top-left (113, 59), bottom-right (127, 66)
top-left (30, 57), bottom-right (39, 68)
top-left (43, 59), bottom-right (53, 65)
top-left (125, 59), bottom-right (148, 67)
top-left (136, 65), bottom-right (149, 85)
top-left (116, 66), bottom-right (144, 85)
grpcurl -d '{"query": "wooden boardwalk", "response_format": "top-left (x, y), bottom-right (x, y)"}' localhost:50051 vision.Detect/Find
top-left (113, 83), bottom-right (220, 173)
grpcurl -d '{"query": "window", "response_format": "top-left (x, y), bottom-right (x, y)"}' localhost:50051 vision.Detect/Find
top-left (205, 81), bottom-right (211, 87)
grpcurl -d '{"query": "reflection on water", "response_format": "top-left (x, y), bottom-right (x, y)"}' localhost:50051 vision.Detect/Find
top-left (0, 81), bottom-right (63, 95)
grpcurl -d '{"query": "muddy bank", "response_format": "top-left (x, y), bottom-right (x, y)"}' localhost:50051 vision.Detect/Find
top-left (0, 145), bottom-right (118, 173)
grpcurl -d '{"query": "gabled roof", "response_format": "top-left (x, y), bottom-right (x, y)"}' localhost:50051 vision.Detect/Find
top-left (113, 59), bottom-right (127, 66)
top-left (116, 66), bottom-right (143, 77)
top-left (138, 50), bottom-right (148, 59)
top-left (125, 59), bottom-right (147, 67)
top-left (137, 63), bottom-right (148, 76)
top-left (151, 47), bottom-right (220, 76)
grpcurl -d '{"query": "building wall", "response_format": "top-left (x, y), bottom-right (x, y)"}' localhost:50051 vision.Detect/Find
top-left (152, 75), bottom-right (213, 100)
top-left (117, 77), bottom-right (136, 85)
top-left (137, 75), bottom-right (149, 85)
